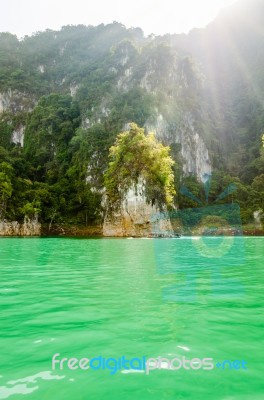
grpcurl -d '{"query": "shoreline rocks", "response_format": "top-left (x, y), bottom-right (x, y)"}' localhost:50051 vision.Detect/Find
top-left (0, 217), bottom-right (41, 236)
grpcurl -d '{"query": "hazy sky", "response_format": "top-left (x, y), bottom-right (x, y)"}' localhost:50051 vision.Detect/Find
top-left (1, 0), bottom-right (237, 38)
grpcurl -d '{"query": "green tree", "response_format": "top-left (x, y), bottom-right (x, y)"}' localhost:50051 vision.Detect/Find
top-left (251, 174), bottom-right (264, 209)
top-left (24, 94), bottom-right (81, 181)
top-left (104, 123), bottom-right (175, 210)
top-left (0, 162), bottom-right (14, 218)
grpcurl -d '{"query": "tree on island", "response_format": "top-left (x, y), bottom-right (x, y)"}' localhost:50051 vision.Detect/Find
top-left (104, 123), bottom-right (175, 210)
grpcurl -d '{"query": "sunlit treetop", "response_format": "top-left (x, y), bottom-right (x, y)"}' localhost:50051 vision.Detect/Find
top-left (104, 123), bottom-right (176, 210)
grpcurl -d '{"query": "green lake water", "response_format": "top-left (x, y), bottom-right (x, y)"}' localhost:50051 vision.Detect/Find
top-left (0, 237), bottom-right (263, 399)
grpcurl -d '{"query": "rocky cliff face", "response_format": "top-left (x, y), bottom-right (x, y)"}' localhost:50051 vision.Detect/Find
top-left (11, 125), bottom-right (25, 147)
top-left (0, 90), bottom-right (35, 114)
top-left (0, 90), bottom-right (36, 147)
top-left (103, 179), bottom-right (173, 237)
top-left (1, 32), bottom-right (212, 181)
top-left (145, 112), bottom-right (211, 181)
top-left (112, 47), bottom-right (212, 182)
top-left (0, 217), bottom-right (41, 236)
top-left (253, 210), bottom-right (263, 229)
top-left (0, 26), bottom-right (214, 237)
top-left (102, 53), bottom-right (212, 235)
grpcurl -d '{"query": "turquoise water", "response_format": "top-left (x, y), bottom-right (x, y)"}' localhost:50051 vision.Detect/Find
top-left (0, 237), bottom-right (263, 399)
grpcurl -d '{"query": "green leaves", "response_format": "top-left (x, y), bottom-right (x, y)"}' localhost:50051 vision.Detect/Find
top-left (24, 94), bottom-right (81, 179)
top-left (0, 162), bottom-right (14, 218)
top-left (104, 123), bottom-right (176, 210)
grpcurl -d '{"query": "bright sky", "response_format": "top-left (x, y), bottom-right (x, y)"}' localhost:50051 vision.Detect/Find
top-left (1, 0), bottom-right (237, 38)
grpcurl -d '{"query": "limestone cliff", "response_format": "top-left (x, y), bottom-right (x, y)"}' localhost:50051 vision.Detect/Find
top-left (3, 23), bottom-right (260, 237)
top-left (103, 179), bottom-right (173, 237)
top-left (0, 89), bottom-right (36, 148)
top-left (145, 113), bottom-right (211, 181)
top-left (0, 90), bottom-right (36, 115)
top-left (112, 47), bottom-right (212, 182)
top-left (0, 217), bottom-right (41, 236)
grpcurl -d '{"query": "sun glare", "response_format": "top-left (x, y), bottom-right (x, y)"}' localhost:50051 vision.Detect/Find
top-left (1, 0), bottom-right (238, 38)
top-left (132, 0), bottom-right (238, 35)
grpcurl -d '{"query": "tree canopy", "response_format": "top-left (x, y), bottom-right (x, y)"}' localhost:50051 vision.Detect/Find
top-left (104, 123), bottom-right (175, 210)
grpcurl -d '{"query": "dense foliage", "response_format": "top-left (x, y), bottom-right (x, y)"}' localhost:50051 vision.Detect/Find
top-left (104, 123), bottom-right (175, 209)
